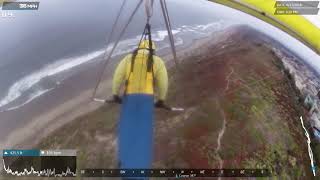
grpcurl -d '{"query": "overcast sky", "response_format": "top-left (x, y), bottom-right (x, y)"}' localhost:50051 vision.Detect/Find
top-left (0, 0), bottom-right (319, 72)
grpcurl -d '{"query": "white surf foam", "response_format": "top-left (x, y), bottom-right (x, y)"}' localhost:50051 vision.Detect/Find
top-left (1, 88), bottom-right (54, 113)
top-left (0, 50), bottom-right (104, 110)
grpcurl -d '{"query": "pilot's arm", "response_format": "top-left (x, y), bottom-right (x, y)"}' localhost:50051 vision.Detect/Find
top-left (112, 55), bottom-right (129, 96)
top-left (154, 57), bottom-right (168, 101)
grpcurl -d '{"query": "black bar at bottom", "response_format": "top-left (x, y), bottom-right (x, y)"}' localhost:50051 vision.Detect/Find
top-left (80, 169), bottom-right (271, 177)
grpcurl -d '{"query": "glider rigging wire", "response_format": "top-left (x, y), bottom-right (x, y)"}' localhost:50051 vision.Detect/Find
top-left (160, 0), bottom-right (179, 69)
top-left (92, 0), bottom-right (179, 101)
top-left (92, 0), bottom-right (143, 100)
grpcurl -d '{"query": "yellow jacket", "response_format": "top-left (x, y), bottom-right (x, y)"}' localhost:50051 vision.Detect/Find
top-left (112, 49), bottom-right (168, 100)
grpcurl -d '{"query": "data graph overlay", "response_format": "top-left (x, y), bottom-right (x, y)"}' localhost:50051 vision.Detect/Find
top-left (2, 149), bottom-right (76, 177)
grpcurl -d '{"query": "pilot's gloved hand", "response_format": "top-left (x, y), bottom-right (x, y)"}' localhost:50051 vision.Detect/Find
top-left (155, 100), bottom-right (165, 108)
top-left (113, 95), bottom-right (122, 104)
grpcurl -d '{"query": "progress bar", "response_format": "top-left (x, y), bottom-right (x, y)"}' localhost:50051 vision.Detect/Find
top-left (80, 169), bottom-right (271, 177)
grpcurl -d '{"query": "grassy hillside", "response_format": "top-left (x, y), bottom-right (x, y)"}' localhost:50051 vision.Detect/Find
top-left (153, 26), bottom-right (313, 178)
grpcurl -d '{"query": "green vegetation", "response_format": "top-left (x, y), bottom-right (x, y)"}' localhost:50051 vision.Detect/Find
top-left (245, 144), bottom-right (304, 177)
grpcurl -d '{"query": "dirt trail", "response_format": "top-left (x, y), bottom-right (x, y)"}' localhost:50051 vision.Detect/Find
top-left (215, 105), bottom-right (227, 180)
top-left (214, 66), bottom-right (234, 179)
top-left (213, 99), bottom-right (227, 180)
top-left (225, 67), bottom-right (234, 91)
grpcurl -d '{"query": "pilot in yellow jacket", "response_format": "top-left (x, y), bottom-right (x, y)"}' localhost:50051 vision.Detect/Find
top-left (112, 40), bottom-right (168, 103)
top-left (112, 40), bottom-right (168, 169)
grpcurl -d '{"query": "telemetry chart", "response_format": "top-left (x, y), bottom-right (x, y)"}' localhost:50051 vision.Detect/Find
top-left (1, 149), bottom-right (76, 177)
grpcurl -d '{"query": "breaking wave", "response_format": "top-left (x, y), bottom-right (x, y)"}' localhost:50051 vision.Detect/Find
top-left (0, 88), bottom-right (54, 113)
top-left (0, 50), bottom-right (104, 111)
